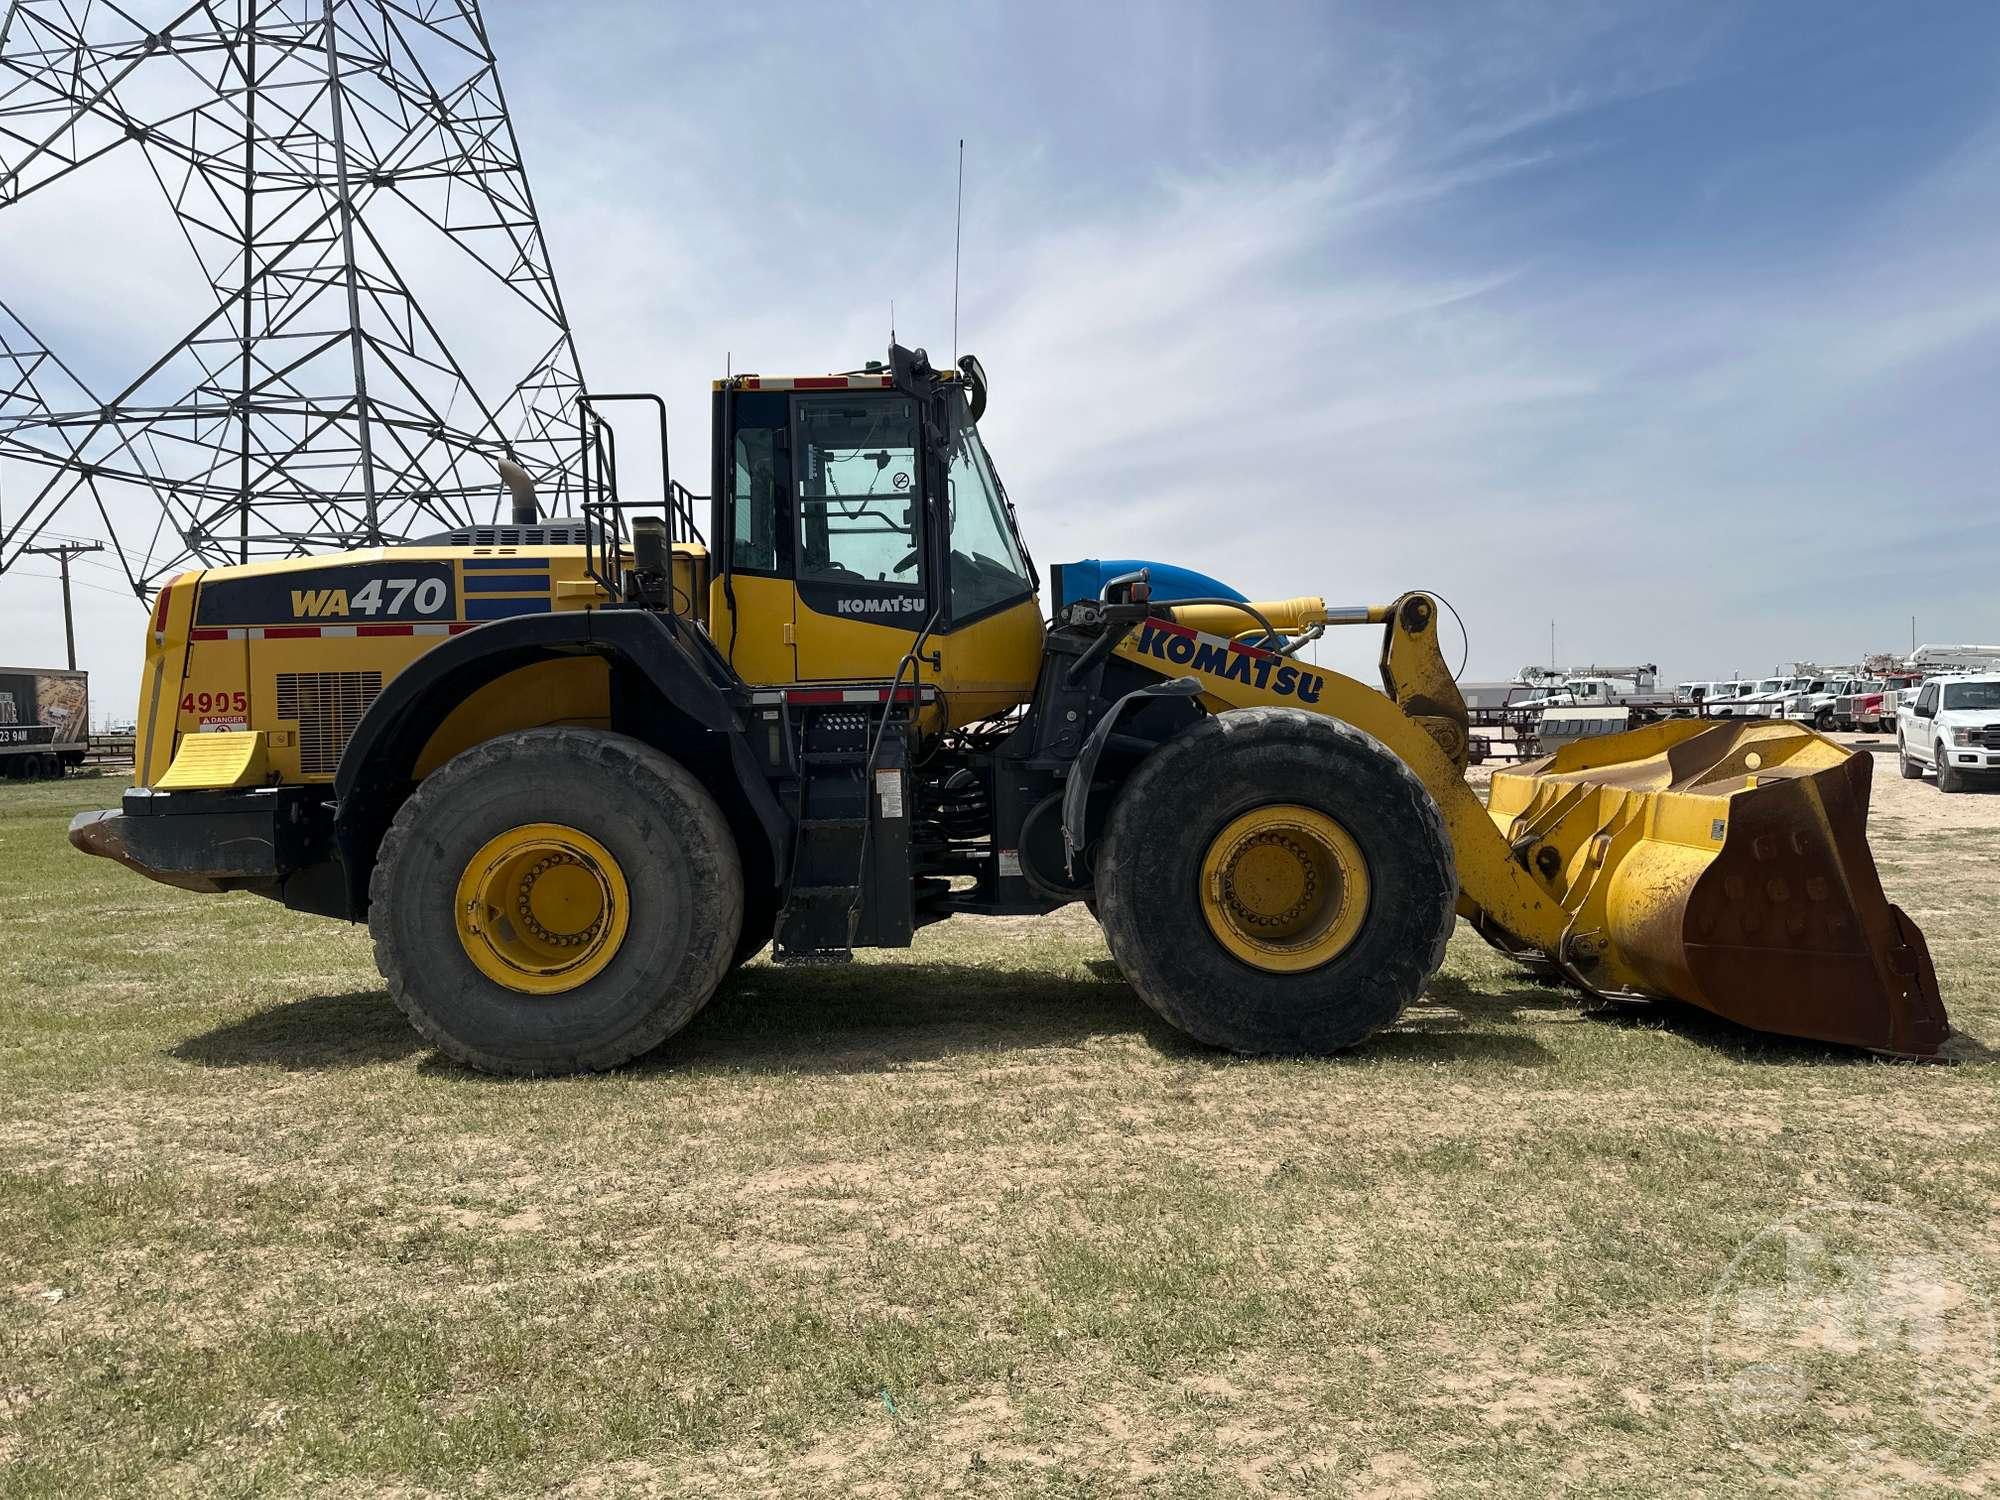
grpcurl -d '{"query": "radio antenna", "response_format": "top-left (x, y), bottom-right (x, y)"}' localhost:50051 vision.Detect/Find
top-left (952, 139), bottom-right (965, 366)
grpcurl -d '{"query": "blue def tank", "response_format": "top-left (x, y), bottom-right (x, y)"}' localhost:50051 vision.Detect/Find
top-left (1049, 558), bottom-right (1246, 610)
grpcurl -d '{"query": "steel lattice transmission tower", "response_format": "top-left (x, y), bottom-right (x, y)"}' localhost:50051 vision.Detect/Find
top-left (0, 0), bottom-right (590, 598)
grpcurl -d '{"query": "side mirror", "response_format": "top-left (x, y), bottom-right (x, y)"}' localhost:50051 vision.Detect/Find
top-left (958, 354), bottom-right (988, 422)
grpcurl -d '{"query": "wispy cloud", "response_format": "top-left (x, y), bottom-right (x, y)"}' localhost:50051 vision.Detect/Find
top-left (6, 0), bottom-right (2000, 713)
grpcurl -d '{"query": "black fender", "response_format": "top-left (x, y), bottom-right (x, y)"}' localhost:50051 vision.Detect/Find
top-left (1061, 675), bottom-right (1204, 874)
top-left (331, 608), bottom-right (790, 919)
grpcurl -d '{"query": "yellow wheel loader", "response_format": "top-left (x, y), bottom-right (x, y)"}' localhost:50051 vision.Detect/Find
top-left (71, 346), bottom-right (1951, 1073)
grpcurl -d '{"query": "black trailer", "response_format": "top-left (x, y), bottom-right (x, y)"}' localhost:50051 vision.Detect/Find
top-left (0, 667), bottom-right (89, 779)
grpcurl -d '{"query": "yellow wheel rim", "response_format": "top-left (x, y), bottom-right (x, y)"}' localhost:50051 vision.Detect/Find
top-left (1199, 804), bottom-right (1371, 973)
top-left (453, 823), bottom-right (631, 995)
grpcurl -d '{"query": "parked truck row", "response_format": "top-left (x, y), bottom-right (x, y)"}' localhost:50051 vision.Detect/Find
top-left (1673, 648), bottom-right (2000, 732)
top-left (1470, 647), bottom-right (2000, 766)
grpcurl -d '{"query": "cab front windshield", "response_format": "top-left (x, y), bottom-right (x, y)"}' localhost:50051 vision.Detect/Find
top-left (942, 413), bottom-right (1033, 619)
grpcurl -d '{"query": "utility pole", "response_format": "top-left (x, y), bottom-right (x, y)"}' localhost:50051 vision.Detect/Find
top-left (22, 540), bottom-right (103, 669)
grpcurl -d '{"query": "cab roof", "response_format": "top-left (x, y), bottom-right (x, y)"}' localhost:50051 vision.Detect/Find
top-left (710, 370), bottom-right (969, 392)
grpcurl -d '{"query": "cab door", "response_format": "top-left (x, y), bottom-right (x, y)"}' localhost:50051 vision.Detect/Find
top-left (709, 389), bottom-right (799, 686)
top-left (789, 392), bottom-right (932, 682)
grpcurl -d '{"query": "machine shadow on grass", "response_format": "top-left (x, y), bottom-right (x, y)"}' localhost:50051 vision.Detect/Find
top-left (1580, 993), bottom-right (1997, 1065)
top-left (170, 989), bottom-right (429, 1070)
top-left (169, 960), bottom-right (1573, 1076)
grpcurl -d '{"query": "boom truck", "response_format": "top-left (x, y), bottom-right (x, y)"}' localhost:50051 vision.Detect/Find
top-left (70, 347), bottom-right (1951, 1072)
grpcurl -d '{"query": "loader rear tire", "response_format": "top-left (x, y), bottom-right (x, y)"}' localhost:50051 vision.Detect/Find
top-left (370, 727), bottom-right (743, 1076)
top-left (1095, 707), bottom-right (1456, 1055)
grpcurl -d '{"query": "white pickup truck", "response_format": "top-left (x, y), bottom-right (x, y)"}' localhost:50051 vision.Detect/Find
top-left (1897, 674), bottom-right (2000, 792)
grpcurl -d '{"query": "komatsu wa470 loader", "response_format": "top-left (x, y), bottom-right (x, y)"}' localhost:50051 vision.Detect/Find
top-left (72, 346), bottom-right (1951, 1073)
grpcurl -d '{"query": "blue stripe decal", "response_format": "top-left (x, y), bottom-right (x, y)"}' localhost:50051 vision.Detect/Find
top-left (465, 597), bottom-right (553, 620)
top-left (464, 573), bottom-right (553, 592)
top-left (464, 557), bottom-right (551, 571)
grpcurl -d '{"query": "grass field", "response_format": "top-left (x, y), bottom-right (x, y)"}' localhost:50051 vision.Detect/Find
top-left (3, 760), bottom-right (1998, 1497)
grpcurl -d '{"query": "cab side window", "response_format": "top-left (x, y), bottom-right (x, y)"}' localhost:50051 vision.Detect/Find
top-left (732, 427), bottom-right (779, 573)
top-left (795, 396), bottom-right (923, 590)
top-left (724, 390), bottom-right (789, 577)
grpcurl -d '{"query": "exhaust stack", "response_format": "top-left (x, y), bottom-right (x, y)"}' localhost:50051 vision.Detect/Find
top-left (496, 458), bottom-right (538, 524)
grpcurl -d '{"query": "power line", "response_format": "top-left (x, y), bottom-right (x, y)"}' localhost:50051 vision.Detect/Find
top-left (5, 566), bottom-right (135, 600)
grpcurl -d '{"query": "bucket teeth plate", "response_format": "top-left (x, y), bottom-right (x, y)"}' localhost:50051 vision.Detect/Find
top-left (1484, 719), bottom-right (1950, 1058)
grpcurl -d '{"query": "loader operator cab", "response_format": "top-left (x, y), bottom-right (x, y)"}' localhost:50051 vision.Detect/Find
top-left (707, 346), bottom-right (1046, 726)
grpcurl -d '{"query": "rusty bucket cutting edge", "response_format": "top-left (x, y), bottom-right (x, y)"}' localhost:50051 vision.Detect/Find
top-left (1482, 719), bottom-right (1952, 1059)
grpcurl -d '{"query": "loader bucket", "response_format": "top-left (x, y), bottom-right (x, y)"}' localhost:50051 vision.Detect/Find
top-left (1483, 719), bottom-right (1949, 1058)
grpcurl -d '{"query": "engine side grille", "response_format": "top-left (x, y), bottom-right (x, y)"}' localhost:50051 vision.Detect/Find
top-left (415, 519), bottom-right (596, 547)
top-left (275, 671), bottom-right (383, 776)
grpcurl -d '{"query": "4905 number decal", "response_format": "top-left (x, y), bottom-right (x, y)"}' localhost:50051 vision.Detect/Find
top-left (181, 690), bottom-right (248, 715)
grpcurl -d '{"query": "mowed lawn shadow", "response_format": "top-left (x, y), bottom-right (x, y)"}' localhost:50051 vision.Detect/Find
top-left (665, 959), bottom-right (1565, 1072)
top-left (168, 963), bottom-right (1172, 1075)
top-left (170, 957), bottom-right (1571, 1076)
top-left (1451, 965), bottom-right (1993, 1066)
top-left (171, 989), bottom-right (426, 1070)
top-left (655, 958), bottom-right (1179, 1073)
top-left (1577, 993), bottom-right (1997, 1065)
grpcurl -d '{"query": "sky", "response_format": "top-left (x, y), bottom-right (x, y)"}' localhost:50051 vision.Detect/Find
top-left (4, 0), bottom-right (2000, 719)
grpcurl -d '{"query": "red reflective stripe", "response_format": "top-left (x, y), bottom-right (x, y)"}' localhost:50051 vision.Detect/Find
top-left (1143, 615), bottom-right (1275, 660)
top-left (151, 587), bottom-right (172, 632)
top-left (189, 627), bottom-right (229, 641)
top-left (357, 623), bottom-right (414, 636)
top-left (786, 689), bottom-right (848, 704)
top-left (261, 626), bottom-right (319, 639)
top-left (791, 377), bottom-right (849, 389)
top-left (448, 621), bottom-right (480, 634)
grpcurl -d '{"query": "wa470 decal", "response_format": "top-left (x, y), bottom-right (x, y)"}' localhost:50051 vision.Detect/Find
top-left (194, 561), bottom-right (457, 626)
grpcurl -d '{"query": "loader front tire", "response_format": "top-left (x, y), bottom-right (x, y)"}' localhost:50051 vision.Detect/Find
top-left (370, 727), bottom-right (743, 1076)
top-left (1095, 707), bottom-right (1456, 1055)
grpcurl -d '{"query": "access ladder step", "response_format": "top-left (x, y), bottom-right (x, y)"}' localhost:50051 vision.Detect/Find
top-left (773, 882), bottom-right (861, 965)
